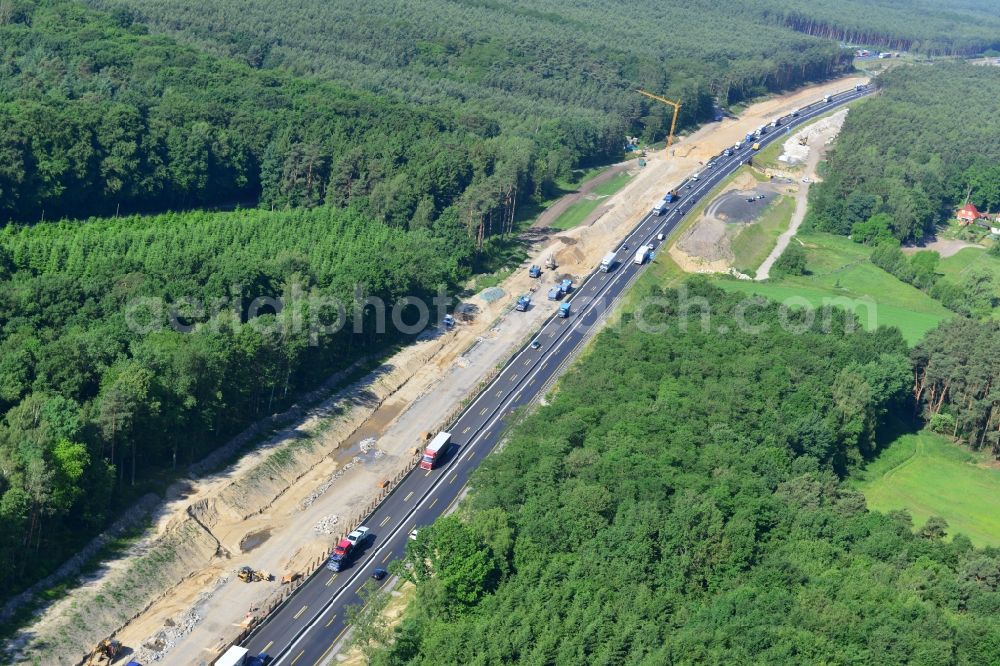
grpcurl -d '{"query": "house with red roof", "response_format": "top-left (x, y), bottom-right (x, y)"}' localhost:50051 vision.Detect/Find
top-left (955, 203), bottom-right (988, 225)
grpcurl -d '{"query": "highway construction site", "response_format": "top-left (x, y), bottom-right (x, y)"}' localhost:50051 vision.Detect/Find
top-left (4, 74), bottom-right (866, 666)
top-left (670, 107), bottom-right (851, 277)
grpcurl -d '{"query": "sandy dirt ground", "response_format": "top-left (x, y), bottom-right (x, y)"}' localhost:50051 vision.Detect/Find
top-left (6, 73), bottom-right (869, 666)
top-left (670, 171), bottom-right (778, 272)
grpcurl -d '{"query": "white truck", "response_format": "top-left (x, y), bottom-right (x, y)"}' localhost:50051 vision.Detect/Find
top-left (652, 200), bottom-right (668, 216)
top-left (420, 431), bottom-right (451, 470)
top-left (600, 251), bottom-right (617, 273)
top-left (215, 646), bottom-right (249, 666)
top-left (346, 526), bottom-right (370, 547)
top-left (633, 246), bottom-right (651, 265)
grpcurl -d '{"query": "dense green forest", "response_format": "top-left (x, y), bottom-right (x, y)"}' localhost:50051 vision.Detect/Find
top-left (809, 63), bottom-right (1000, 243)
top-left (0, 0), bottom-right (552, 232)
top-left (0, 204), bottom-right (478, 600)
top-left (87, 0), bottom-right (856, 143)
top-left (373, 283), bottom-right (1000, 664)
top-left (913, 317), bottom-right (1000, 455)
top-left (763, 0), bottom-right (1000, 55)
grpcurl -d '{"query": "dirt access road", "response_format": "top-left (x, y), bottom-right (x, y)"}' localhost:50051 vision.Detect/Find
top-left (756, 107), bottom-right (850, 280)
top-left (6, 73), bottom-right (868, 666)
top-left (532, 161), bottom-right (636, 229)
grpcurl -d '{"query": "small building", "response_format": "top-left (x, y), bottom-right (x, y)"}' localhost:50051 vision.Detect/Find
top-left (956, 203), bottom-right (988, 225)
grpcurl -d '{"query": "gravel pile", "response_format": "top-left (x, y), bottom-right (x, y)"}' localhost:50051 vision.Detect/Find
top-left (299, 454), bottom-right (365, 510)
top-left (480, 287), bottom-right (504, 303)
top-left (135, 576), bottom-right (228, 662)
top-left (313, 514), bottom-right (340, 534)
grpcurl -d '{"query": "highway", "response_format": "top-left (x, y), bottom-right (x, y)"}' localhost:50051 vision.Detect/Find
top-left (238, 84), bottom-right (872, 666)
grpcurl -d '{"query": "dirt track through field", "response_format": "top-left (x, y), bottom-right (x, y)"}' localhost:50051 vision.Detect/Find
top-left (532, 161), bottom-right (635, 229)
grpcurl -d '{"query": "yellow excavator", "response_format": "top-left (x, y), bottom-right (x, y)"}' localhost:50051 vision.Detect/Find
top-left (237, 566), bottom-right (272, 583)
top-left (85, 638), bottom-right (123, 665)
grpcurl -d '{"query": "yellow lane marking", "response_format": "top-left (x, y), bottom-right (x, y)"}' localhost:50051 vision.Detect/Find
top-left (291, 650), bottom-right (305, 665)
top-left (430, 497), bottom-right (438, 508)
top-left (382, 552), bottom-right (392, 563)
top-left (379, 515), bottom-right (391, 528)
top-left (325, 614), bottom-right (337, 628)
top-left (293, 605), bottom-right (308, 620)
top-left (404, 491), bottom-right (414, 502)
top-left (325, 573), bottom-right (337, 586)
top-left (450, 474), bottom-right (458, 484)
top-left (510, 374), bottom-right (518, 381)
top-left (316, 627), bottom-right (350, 665)
top-left (462, 426), bottom-right (471, 434)
top-left (480, 407), bottom-right (488, 415)
top-left (263, 641), bottom-right (273, 653)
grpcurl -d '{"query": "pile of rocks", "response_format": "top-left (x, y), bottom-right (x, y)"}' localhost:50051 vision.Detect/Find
top-left (313, 514), bottom-right (340, 535)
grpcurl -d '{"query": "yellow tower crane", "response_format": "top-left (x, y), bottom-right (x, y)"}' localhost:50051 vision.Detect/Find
top-left (636, 89), bottom-right (682, 154)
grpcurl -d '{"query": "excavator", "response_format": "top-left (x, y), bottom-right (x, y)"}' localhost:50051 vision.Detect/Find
top-left (237, 566), bottom-right (272, 583)
top-left (84, 638), bottom-right (123, 665)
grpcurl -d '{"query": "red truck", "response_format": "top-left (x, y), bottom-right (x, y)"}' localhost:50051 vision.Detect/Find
top-left (420, 432), bottom-right (451, 470)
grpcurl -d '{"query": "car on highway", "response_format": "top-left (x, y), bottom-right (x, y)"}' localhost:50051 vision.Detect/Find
top-left (346, 526), bottom-right (370, 547)
top-left (530, 339), bottom-right (541, 350)
top-left (372, 568), bottom-right (388, 581)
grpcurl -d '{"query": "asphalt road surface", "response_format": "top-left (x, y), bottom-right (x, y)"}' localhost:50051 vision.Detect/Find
top-left (238, 84), bottom-right (873, 666)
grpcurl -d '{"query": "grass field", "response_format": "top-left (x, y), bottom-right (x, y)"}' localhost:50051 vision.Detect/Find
top-left (715, 232), bottom-right (951, 344)
top-left (938, 246), bottom-right (1000, 287)
top-left (854, 431), bottom-right (1000, 548)
top-left (730, 195), bottom-right (795, 274)
top-left (550, 172), bottom-right (633, 231)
